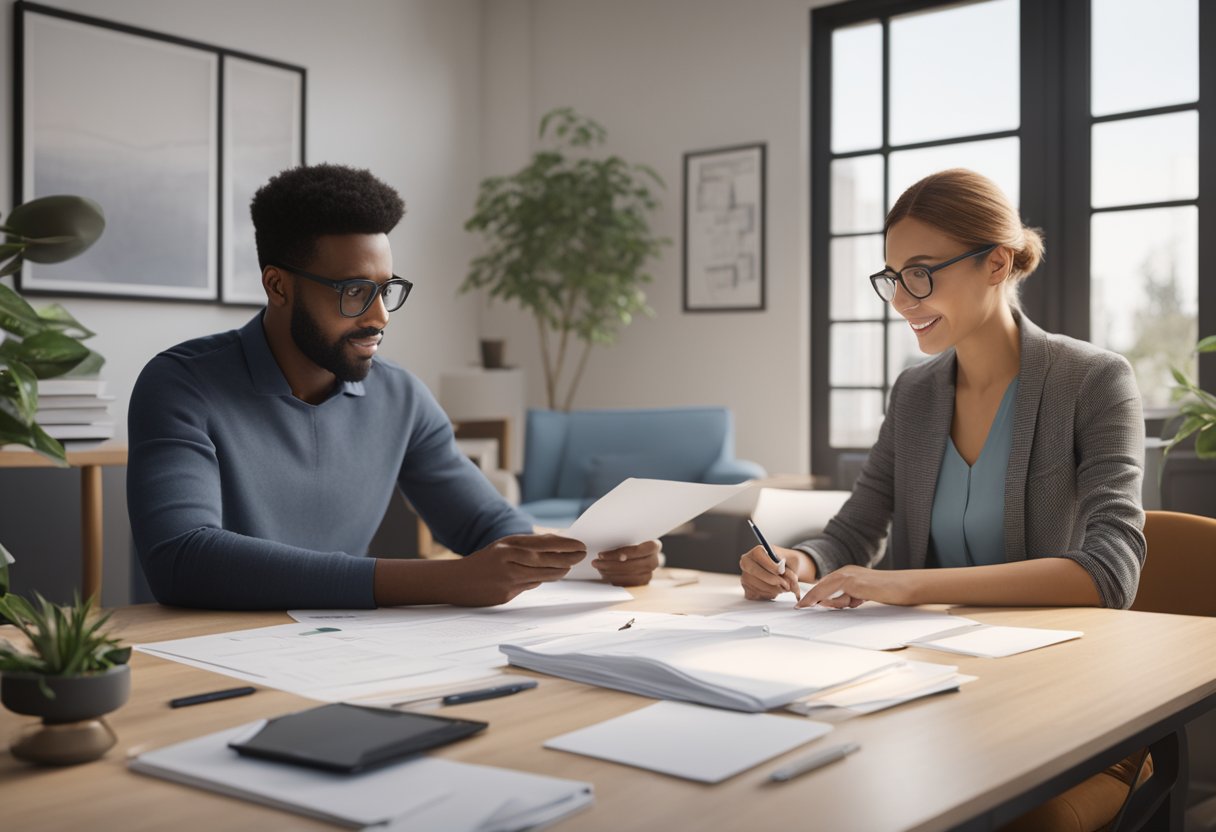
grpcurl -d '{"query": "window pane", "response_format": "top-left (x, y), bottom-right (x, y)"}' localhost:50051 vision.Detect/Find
top-left (888, 137), bottom-right (1020, 210)
top-left (1090, 207), bottom-right (1198, 409)
top-left (888, 319), bottom-right (929, 381)
top-left (1091, 0), bottom-right (1198, 117)
top-left (830, 390), bottom-right (884, 448)
top-left (831, 322), bottom-right (884, 386)
top-left (830, 235), bottom-right (885, 320)
top-left (1092, 112), bottom-right (1197, 208)
top-left (831, 155), bottom-right (885, 235)
top-left (889, 0), bottom-right (1019, 145)
top-left (832, 22), bottom-right (883, 153)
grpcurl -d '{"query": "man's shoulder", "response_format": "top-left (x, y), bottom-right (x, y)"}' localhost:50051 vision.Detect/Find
top-left (135, 329), bottom-right (243, 397)
top-left (157, 329), bottom-right (242, 365)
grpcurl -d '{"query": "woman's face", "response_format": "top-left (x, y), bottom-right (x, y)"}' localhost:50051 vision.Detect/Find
top-left (883, 217), bottom-right (1007, 355)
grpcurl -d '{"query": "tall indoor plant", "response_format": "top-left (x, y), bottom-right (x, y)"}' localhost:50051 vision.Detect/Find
top-left (463, 107), bottom-right (668, 411)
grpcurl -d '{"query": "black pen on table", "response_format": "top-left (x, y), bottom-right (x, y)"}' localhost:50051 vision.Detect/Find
top-left (747, 517), bottom-right (801, 601)
top-left (169, 686), bottom-right (257, 708)
top-left (442, 679), bottom-right (538, 706)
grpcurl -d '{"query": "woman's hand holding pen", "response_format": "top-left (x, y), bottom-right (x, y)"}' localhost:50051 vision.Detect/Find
top-left (739, 546), bottom-right (815, 600)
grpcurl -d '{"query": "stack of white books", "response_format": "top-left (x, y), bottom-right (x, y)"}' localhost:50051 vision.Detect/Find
top-left (35, 377), bottom-right (115, 441)
top-left (500, 624), bottom-right (902, 712)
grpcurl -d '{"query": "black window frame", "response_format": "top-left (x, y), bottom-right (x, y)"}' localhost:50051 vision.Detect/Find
top-left (811, 0), bottom-right (1215, 482)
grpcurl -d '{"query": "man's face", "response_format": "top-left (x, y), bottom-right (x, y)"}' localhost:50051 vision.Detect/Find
top-left (288, 233), bottom-right (394, 382)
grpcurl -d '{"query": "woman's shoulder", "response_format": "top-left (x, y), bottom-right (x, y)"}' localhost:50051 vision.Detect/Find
top-left (1034, 326), bottom-right (1134, 384)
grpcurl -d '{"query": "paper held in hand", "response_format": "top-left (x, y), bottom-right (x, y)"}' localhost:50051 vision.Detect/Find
top-left (563, 478), bottom-right (753, 579)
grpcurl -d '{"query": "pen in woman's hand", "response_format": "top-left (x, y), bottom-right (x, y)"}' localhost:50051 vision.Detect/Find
top-left (747, 518), bottom-right (801, 601)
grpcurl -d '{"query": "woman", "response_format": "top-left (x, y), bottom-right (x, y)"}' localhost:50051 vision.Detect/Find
top-left (738, 168), bottom-right (1148, 832)
top-left (741, 168), bottom-right (1144, 610)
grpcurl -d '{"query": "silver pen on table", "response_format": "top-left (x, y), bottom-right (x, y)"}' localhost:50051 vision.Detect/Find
top-left (768, 741), bottom-right (861, 783)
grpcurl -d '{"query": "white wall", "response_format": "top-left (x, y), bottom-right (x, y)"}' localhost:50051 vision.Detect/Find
top-left (0, 0), bottom-right (489, 604)
top-left (479, 0), bottom-right (833, 475)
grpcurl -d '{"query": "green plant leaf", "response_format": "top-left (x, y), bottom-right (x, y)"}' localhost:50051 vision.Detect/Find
top-left (0, 360), bottom-right (39, 423)
top-left (0, 281), bottom-right (42, 337)
top-left (35, 304), bottom-right (95, 340)
top-left (1197, 425), bottom-right (1216, 460)
top-left (0, 257), bottom-right (22, 277)
top-left (1197, 335), bottom-right (1216, 354)
top-left (8, 331), bottom-right (90, 378)
top-left (4, 195), bottom-right (106, 264)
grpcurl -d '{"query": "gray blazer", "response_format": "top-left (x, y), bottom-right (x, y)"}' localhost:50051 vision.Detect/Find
top-left (797, 313), bottom-right (1146, 609)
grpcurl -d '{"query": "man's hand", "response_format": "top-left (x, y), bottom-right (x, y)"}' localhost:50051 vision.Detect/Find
top-left (795, 564), bottom-right (918, 609)
top-left (739, 545), bottom-right (813, 600)
top-left (450, 534), bottom-right (587, 606)
top-left (591, 540), bottom-right (661, 587)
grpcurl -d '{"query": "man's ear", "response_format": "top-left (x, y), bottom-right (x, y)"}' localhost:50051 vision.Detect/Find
top-left (263, 266), bottom-right (289, 307)
top-left (987, 246), bottom-right (1012, 286)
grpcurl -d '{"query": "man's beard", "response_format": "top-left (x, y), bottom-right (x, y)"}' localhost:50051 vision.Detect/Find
top-left (290, 300), bottom-right (381, 383)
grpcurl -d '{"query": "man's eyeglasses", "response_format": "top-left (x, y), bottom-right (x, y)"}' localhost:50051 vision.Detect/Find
top-left (273, 263), bottom-right (413, 317)
top-left (869, 244), bottom-right (996, 303)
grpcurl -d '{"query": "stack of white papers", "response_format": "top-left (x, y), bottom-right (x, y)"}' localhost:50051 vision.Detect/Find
top-left (130, 722), bottom-right (592, 831)
top-left (787, 661), bottom-right (975, 718)
top-left (545, 701), bottom-right (833, 783)
top-left (501, 624), bottom-right (901, 712)
top-left (912, 625), bottom-right (1083, 658)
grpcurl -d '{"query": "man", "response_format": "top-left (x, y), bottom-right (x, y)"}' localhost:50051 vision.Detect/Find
top-left (128, 164), bottom-right (659, 609)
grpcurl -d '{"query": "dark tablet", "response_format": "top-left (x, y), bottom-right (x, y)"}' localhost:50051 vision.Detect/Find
top-left (228, 703), bottom-right (487, 774)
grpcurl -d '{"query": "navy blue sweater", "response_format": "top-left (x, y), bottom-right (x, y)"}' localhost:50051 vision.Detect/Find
top-left (127, 313), bottom-right (532, 610)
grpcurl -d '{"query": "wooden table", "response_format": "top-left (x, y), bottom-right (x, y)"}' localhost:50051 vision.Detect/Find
top-left (0, 443), bottom-right (128, 601)
top-left (3, 573), bottom-right (1215, 831)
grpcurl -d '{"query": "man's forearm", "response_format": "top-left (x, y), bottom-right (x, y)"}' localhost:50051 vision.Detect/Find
top-left (373, 558), bottom-right (465, 606)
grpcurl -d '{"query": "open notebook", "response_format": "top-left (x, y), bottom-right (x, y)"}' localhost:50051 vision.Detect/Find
top-left (500, 624), bottom-right (901, 712)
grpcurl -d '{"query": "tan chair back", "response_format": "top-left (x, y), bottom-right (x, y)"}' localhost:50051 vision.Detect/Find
top-left (1131, 510), bottom-right (1216, 616)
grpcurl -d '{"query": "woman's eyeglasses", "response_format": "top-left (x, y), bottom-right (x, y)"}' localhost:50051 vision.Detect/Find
top-left (869, 244), bottom-right (996, 303)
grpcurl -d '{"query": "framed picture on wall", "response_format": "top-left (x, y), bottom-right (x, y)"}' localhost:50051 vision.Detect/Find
top-left (682, 142), bottom-right (766, 312)
top-left (15, 2), bottom-right (220, 301)
top-left (13, 1), bottom-right (307, 306)
top-left (221, 56), bottom-right (306, 306)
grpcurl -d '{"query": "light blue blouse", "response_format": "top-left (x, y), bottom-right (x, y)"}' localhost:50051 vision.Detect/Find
top-left (929, 378), bottom-right (1019, 568)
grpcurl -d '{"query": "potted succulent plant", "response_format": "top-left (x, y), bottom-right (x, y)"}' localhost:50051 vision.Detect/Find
top-left (463, 108), bottom-right (668, 410)
top-left (0, 587), bottom-right (130, 764)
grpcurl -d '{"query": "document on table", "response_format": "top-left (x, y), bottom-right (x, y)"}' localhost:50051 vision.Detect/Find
top-left (911, 625), bottom-right (1083, 658)
top-left (545, 701), bottom-right (833, 783)
top-left (502, 625), bottom-right (902, 712)
top-left (130, 721), bottom-right (593, 831)
top-left (563, 478), bottom-right (753, 579)
top-left (787, 661), bottom-right (975, 718)
top-left (713, 601), bottom-right (980, 651)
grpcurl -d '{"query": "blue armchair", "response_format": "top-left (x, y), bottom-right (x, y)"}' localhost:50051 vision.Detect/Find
top-left (518, 406), bottom-right (767, 528)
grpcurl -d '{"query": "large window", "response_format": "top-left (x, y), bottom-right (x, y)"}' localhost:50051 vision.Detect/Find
top-left (811, 0), bottom-right (1213, 479)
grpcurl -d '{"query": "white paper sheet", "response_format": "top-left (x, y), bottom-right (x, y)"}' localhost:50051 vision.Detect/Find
top-left (714, 601), bottom-right (978, 650)
top-left (562, 478), bottom-right (752, 578)
top-left (912, 625), bottom-right (1083, 658)
top-left (545, 701), bottom-right (832, 783)
top-left (288, 581), bottom-right (633, 625)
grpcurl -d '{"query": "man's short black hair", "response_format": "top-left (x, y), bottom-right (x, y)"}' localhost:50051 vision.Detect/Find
top-left (250, 163), bottom-right (406, 269)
